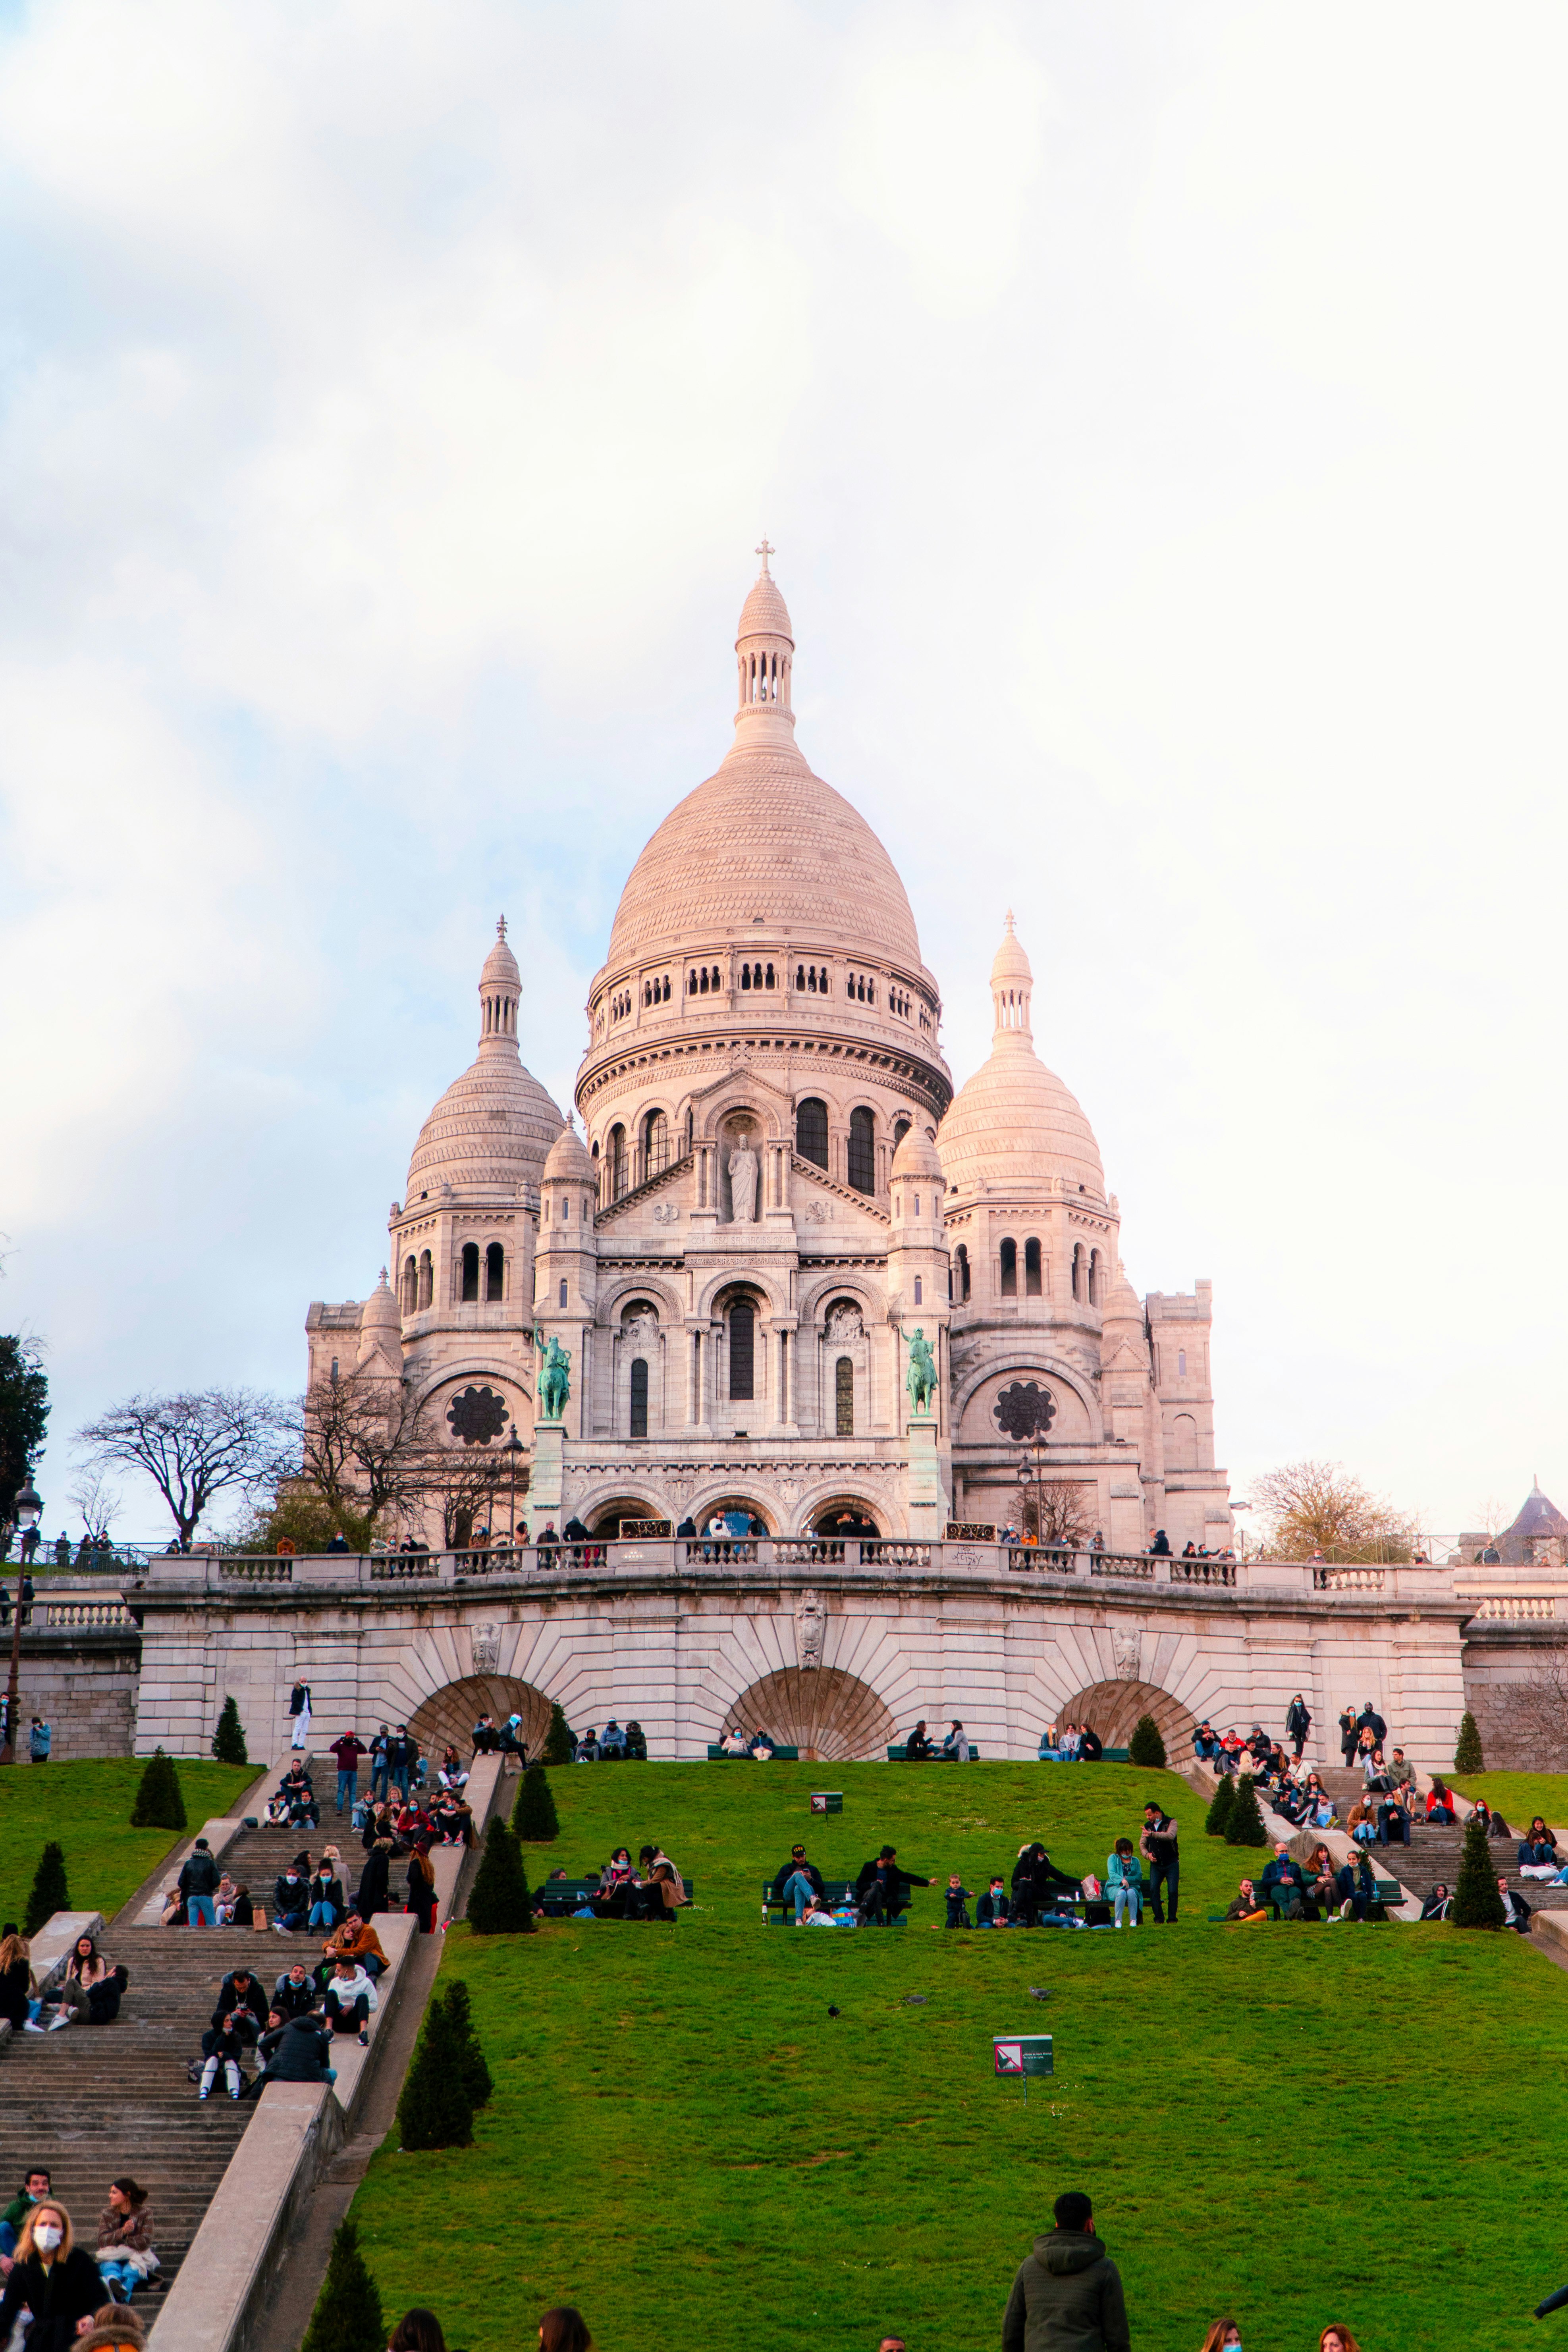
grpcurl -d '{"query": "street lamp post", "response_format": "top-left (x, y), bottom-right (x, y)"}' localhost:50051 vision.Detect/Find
top-left (2, 1477), bottom-right (42, 1766)
top-left (504, 1429), bottom-right (524, 1550)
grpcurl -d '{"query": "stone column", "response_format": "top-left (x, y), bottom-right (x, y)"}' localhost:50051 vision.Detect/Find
top-left (532, 1423), bottom-right (564, 1515)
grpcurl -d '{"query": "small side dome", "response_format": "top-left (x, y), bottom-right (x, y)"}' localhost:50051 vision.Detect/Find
top-left (1102, 1264), bottom-right (1144, 1324)
top-left (891, 1124), bottom-right (943, 1182)
top-left (543, 1122), bottom-right (595, 1185)
top-left (362, 1269), bottom-right (399, 1329)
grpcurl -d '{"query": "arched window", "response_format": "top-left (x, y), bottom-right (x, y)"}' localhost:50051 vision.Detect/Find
top-left (685, 1108), bottom-right (694, 1154)
top-left (461, 1242), bottom-right (480, 1302)
top-left (629, 1357), bottom-right (649, 1438)
top-left (955, 1243), bottom-right (971, 1302)
top-left (893, 1116), bottom-right (911, 1151)
top-left (1170, 1411), bottom-right (1198, 1469)
top-left (1088, 1248), bottom-right (1102, 1307)
top-left (913, 1275), bottom-right (923, 1305)
top-left (689, 970), bottom-right (698, 993)
top-left (999, 1237), bottom-right (1017, 1297)
top-left (401, 1255), bottom-right (417, 1315)
top-left (1178, 1349), bottom-right (1187, 1378)
top-left (835, 1355), bottom-right (854, 1435)
top-left (765, 963), bottom-right (774, 987)
top-left (485, 1242), bottom-right (505, 1301)
top-left (1072, 1243), bottom-right (1085, 1303)
top-left (699, 968), bottom-right (709, 993)
top-left (711, 966), bottom-right (720, 990)
top-left (796, 1097), bottom-right (829, 1169)
top-left (559, 1278), bottom-right (568, 1308)
top-left (644, 1108), bottom-right (668, 1176)
top-left (741, 964), bottom-right (752, 989)
top-left (609, 1125), bottom-right (627, 1200)
top-left (796, 964), bottom-right (805, 990)
top-left (728, 1300), bottom-right (755, 1401)
top-left (1024, 1238), bottom-right (1042, 1296)
top-left (847, 1106), bottom-right (875, 1193)
top-left (417, 1250), bottom-right (433, 1309)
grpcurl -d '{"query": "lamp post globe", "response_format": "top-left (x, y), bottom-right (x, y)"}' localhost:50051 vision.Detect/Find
top-left (14, 1479), bottom-right (42, 1533)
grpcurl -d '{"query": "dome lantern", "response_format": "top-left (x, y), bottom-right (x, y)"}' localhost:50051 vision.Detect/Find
top-left (990, 910), bottom-right (1032, 1041)
top-left (734, 539), bottom-right (795, 738)
top-left (937, 916), bottom-right (1105, 1199)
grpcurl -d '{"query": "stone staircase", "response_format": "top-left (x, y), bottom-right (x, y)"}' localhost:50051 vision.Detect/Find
top-left (1315, 1769), bottom-right (1568, 1911)
top-left (0, 1756), bottom-right (362, 2294)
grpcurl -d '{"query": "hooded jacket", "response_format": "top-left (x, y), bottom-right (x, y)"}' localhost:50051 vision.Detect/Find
top-left (256, 2015), bottom-right (334, 2084)
top-left (1001, 2228), bottom-right (1130, 2352)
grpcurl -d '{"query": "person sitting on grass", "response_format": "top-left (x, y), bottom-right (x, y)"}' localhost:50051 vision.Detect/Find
top-left (802, 1893), bottom-right (839, 1928)
top-left (1260, 1843), bottom-right (1311, 1918)
top-left (322, 1956), bottom-right (376, 2046)
top-left (645, 1861), bottom-right (688, 1922)
top-left (1500, 1877), bottom-right (1533, 1934)
top-left (1223, 1877), bottom-right (1268, 1923)
top-left (1105, 1841), bottom-right (1142, 1928)
top-left (855, 1846), bottom-right (932, 1926)
top-left (976, 1876), bottom-right (1011, 1928)
top-left (945, 1875), bottom-right (973, 1928)
top-left (1419, 1883), bottom-right (1452, 1921)
top-left (772, 1845), bottom-right (826, 1923)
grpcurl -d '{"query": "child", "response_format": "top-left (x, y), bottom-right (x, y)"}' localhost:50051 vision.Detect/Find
top-left (1106, 1839), bottom-right (1143, 1928)
top-left (944, 1874), bottom-right (973, 1929)
top-left (976, 1876), bottom-right (1010, 1928)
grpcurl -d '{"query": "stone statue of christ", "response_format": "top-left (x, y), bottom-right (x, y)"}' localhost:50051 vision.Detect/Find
top-left (728, 1141), bottom-right (759, 1223)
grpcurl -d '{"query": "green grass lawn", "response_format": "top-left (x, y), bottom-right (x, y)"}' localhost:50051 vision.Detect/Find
top-left (0, 1757), bottom-right (256, 1928)
top-left (342, 1762), bottom-right (1568, 2352)
top-left (1454, 1771), bottom-right (1568, 1833)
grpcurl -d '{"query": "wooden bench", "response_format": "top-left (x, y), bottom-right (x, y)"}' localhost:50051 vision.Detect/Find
top-left (707, 1744), bottom-right (800, 1760)
top-left (887, 1744), bottom-right (984, 1761)
top-left (536, 1875), bottom-right (695, 1918)
top-left (761, 1877), bottom-right (916, 1926)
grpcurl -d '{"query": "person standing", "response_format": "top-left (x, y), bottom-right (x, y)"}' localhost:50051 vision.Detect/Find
top-left (369, 1724), bottom-right (391, 1801)
top-left (28, 1717), bottom-right (50, 1764)
top-left (328, 1729), bottom-right (366, 1818)
top-left (1286, 1693), bottom-right (1311, 1759)
top-left (1139, 1801), bottom-right (1180, 1924)
top-left (1001, 2189), bottom-right (1130, 2352)
top-left (1337, 1705), bottom-right (1358, 1766)
top-left (177, 1837), bottom-right (221, 1928)
top-left (289, 1680), bottom-right (312, 1751)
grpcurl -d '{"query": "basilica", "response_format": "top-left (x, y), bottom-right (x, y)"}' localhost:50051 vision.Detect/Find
top-left (306, 556), bottom-right (1235, 1557)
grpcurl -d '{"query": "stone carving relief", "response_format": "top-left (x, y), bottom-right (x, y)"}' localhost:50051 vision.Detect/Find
top-left (623, 1311), bottom-right (659, 1350)
top-left (652, 1201), bottom-right (680, 1225)
top-left (796, 1587), bottom-right (825, 1670)
top-left (804, 1199), bottom-right (829, 1224)
top-left (1112, 1629), bottom-right (1142, 1681)
top-left (471, 1622), bottom-right (501, 1674)
top-left (825, 1303), bottom-right (864, 1345)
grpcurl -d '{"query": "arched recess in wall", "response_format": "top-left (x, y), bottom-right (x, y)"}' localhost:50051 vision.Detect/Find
top-left (1169, 1413), bottom-right (1198, 1469)
top-left (408, 1674), bottom-right (554, 1766)
top-left (722, 1666), bottom-right (895, 1762)
top-left (1052, 1677), bottom-right (1198, 1752)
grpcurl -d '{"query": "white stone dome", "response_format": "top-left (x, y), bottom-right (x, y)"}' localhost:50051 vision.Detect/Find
top-left (542, 1122), bottom-right (595, 1185)
top-left (405, 929), bottom-right (564, 1201)
top-left (891, 1124), bottom-right (944, 1182)
top-left (938, 920), bottom-right (1105, 1197)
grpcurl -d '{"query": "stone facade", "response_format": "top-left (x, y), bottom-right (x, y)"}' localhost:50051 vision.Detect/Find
top-left (7, 1625), bottom-right (141, 1760)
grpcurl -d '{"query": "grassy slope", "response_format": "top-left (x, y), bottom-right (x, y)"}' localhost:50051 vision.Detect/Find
top-left (348, 1762), bottom-right (1568, 2352)
top-left (1454, 1771), bottom-right (1568, 1833)
top-left (0, 1758), bottom-right (255, 1926)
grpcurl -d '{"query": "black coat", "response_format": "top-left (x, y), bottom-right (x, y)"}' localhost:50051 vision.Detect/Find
top-left (0, 1956), bottom-right (30, 2031)
top-left (770, 1858), bottom-right (825, 1901)
top-left (179, 1849), bottom-right (221, 1897)
top-left (257, 2015), bottom-right (334, 2083)
top-left (274, 1973), bottom-right (318, 2019)
top-left (213, 1973), bottom-right (268, 2036)
top-left (1286, 1700), bottom-right (1311, 1738)
top-left (854, 1859), bottom-right (930, 1906)
top-left (0, 2247), bottom-right (106, 2352)
top-left (356, 1848), bottom-right (391, 1917)
top-left (274, 1872), bottom-right (309, 1917)
top-left (1078, 1728), bottom-right (1103, 1762)
top-left (1357, 1708), bottom-right (1388, 1743)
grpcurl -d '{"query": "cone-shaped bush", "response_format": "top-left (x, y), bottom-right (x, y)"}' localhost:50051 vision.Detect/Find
top-left (466, 1818), bottom-right (536, 1934)
top-left (1224, 1772), bottom-right (1268, 1847)
top-left (439, 1977), bottom-right (493, 2110)
top-left (23, 1841), bottom-right (70, 1936)
top-left (1454, 1711), bottom-right (1484, 1774)
top-left (1452, 1811), bottom-right (1507, 1929)
top-left (301, 2219), bottom-right (384, 2352)
top-left (130, 1746), bottom-right (187, 1830)
top-left (1128, 1714), bottom-right (1167, 1768)
top-left (397, 1990), bottom-right (476, 2150)
top-left (513, 1762), bottom-right (560, 1843)
top-left (1205, 1773), bottom-right (1237, 1837)
top-left (212, 1695), bottom-right (249, 1766)
top-left (541, 1702), bottom-right (575, 1766)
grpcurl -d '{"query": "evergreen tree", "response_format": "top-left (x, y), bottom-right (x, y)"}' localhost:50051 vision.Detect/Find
top-left (0, 1338), bottom-right (48, 1538)
top-left (396, 1991), bottom-right (475, 2150)
top-left (541, 1702), bottom-right (575, 1765)
top-left (129, 1747), bottom-right (187, 1830)
top-left (466, 1818), bottom-right (536, 1934)
top-left (1454, 1711), bottom-right (1484, 1774)
top-left (438, 1978), bottom-right (493, 2109)
top-left (1224, 1772), bottom-right (1268, 1847)
top-left (513, 1762), bottom-right (560, 1842)
top-left (212, 1695), bottom-right (249, 1766)
top-left (1128, 1714), bottom-right (1167, 1768)
top-left (23, 1841), bottom-right (69, 1936)
top-left (1204, 1773), bottom-right (1236, 1837)
top-left (301, 2219), bottom-right (384, 2352)
top-left (1452, 1811), bottom-right (1507, 1929)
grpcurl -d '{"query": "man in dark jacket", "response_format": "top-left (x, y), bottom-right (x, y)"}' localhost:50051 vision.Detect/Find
top-left (251, 2011), bottom-right (335, 2091)
top-left (273, 1863), bottom-right (310, 1932)
top-left (177, 1836), bottom-right (222, 1927)
top-left (1356, 1700), bottom-right (1388, 1746)
top-left (854, 1846), bottom-right (932, 1925)
top-left (1260, 1843), bottom-right (1310, 1918)
top-left (212, 1968), bottom-right (268, 2038)
top-left (1285, 1693), bottom-right (1311, 1758)
top-left (274, 1963), bottom-right (317, 2020)
top-left (771, 1846), bottom-right (826, 1920)
top-left (328, 1729), bottom-right (367, 1816)
top-left (1002, 2190), bottom-right (1130, 2351)
top-left (1139, 1802), bottom-right (1180, 1923)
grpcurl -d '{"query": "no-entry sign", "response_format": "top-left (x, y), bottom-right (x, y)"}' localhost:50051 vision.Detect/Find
top-left (994, 2034), bottom-right (1054, 2082)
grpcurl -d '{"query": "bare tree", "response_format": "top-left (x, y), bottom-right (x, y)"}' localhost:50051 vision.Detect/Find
top-left (1490, 1648), bottom-right (1568, 1774)
top-left (66, 1468), bottom-right (121, 1542)
top-left (292, 1373), bottom-right (435, 1528)
top-left (1254, 1458), bottom-right (1417, 1564)
top-left (1022, 1481), bottom-right (1096, 1550)
top-left (75, 1390), bottom-right (294, 1548)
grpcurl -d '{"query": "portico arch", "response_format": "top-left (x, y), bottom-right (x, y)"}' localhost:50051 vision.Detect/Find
top-left (722, 1665), bottom-right (895, 1762)
top-left (409, 1673), bottom-right (554, 1765)
top-left (1054, 1677), bottom-right (1198, 1753)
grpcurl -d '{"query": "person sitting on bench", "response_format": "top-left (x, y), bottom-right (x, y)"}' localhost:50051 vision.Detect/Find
top-left (1260, 1843), bottom-right (1312, 1918)
top-left (1303, 1845), bottom-right (1337, 1912)
top-left (625, 1721), bottom-right (648, 1760)
top-left (1224, 1877), bottom-right (1268, 1922)
top-left (749, 1730), bottom-right (777, 1760)
top-left (1010, 1843), bottom-right (1084, 1928)
top-left (941, 1721), bottom-right (970, 1762)
top-left (855, 1846), bottom-right (931, 1925)
top-left (719, 1726), bottom-right (748, 1755)
top-left (1078, 1725), bottom-right (1103, 1762)
top-left (772, 1846), bottom-right (825, 1922)
top-left (905, 1720), bottom-right (935, 1761)
top-left (1331, 1853), bottom-right (1377, 1921)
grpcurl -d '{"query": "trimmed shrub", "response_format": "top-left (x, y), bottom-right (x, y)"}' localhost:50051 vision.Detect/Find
top-left (439, 1977), bottom-right (493, 2110)
top-left (1452, 1812), bottom-right (1507, 1930)
top-left (212, 1695), bottom-right (249, 1766)
top-left (1224, 1772), bottom-right (1268, 1848)
top-left (1454, 1711), bottom-right (1484, 1774)
top-left (513, 1762), bottom-right (560, 1843)
top-left (130, 1746), bottom-right (187, 1830)
top-left (541, 1702), bottom-right (575, 1766)
top-left (1128, 1714), bottom-right (1167, 1769)
top-left (397, 1990), bottom-right (475, 2150)
top-left (467, 1818), bottom-right (536, 1934)
top-left (23, 1841), bottom-right (70, 1937)
top-left (1204, 1773), bottom-right (1236, 1837)
top-left (301, 2219), bottom-right (383, 2352)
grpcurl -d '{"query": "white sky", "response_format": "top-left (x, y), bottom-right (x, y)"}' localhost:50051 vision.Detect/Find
top-left (2, 0), bottom-right (1564, 1545)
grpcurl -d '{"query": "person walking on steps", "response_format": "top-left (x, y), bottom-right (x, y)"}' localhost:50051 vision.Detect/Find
top-left (328, 1729), bottom-right (366, 1817)
top-left (1286, 1693), bottom-right (1311, 1760)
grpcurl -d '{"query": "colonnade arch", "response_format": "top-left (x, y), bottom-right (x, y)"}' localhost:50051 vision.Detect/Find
top-left (408, 1673), bottom-right (554, 1765)
top-left (721, 1665), bottom-right (895, 1761)
top-left (1052, 1677), bottom-right (1198, 1752)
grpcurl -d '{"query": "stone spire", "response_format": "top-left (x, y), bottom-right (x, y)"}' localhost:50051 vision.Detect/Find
top-left (734, 540), bottom-right (795, 740)
top-left (478, 915), bottom-right (522, 1048)
top-left (989, 911), bottom-right (1033, 1042)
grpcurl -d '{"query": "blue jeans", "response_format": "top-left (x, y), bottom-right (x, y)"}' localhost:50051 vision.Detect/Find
top-left (309, 1901), bottom-right (340, 1929)
top-left (98, 2258), bottom-right (140, 2299)
top-left (188, 1895), bottom-right (216, 1927)
top-left (371, 1762), bottom-right (388, 1799)
top-left (0, 2222), bottom-right (16, 2259)
top-left (1112, 1886), bottom-right (1140, 1926)
top-left (336, 1770), bottom-right (357, 1813)
top-left (782, 1870), bottom-right (816, 1921)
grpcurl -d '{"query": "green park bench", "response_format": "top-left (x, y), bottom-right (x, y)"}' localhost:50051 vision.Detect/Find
top-left (761, 1877), bottom-right (917, 1926)
top-left (536, 1875), bottom-right (695, 1918)
top-left (1207, 1874), bottom-right (1402, 1923)
top-left (707, 1744), bottom-right (800, 1760)
top-left (886, 1744), bottom-right (984, 1761)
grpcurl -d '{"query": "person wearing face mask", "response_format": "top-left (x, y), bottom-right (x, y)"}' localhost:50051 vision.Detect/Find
top-left (1198, 2325), bottom-right (1244, 2351)
top-left (272, 1861), bottom-right (311, 1935)
top-left (0, 2202), bottom-right (106, 2350)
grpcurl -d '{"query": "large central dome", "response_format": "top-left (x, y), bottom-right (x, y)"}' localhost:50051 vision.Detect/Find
top-left (605, 558), bottom-right (924, 972)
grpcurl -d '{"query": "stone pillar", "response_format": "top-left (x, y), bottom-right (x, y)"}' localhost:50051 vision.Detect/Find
top-left (906, 1411), bottom-right (943, 1540)
top-left (532, 1423), bottom-right (564, 1515)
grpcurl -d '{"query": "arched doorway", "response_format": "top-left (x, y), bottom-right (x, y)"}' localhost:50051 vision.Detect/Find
top-left (810, 1500), bottom-right (881, 1538)
top-left (586, 1498), bottom-right (668, 1537)
top-left (722, 1666), bottom-right (895, 1762)
top-left (409, 1674), bottom-right (554, 1765)
top-left (695, 1496), bottom-right (772, 1536)
top-left (1053, 1678), bottom-right (1198, 1752)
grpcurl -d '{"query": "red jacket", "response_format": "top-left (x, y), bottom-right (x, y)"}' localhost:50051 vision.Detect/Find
top-left (329, 1735), bottom-right (367, 1767)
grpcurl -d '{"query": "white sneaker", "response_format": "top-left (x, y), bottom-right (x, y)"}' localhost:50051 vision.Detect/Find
top-left (48, 2013), bottom-right (70, 2030)
top-left (23, 2020), bottom-right (45, 2033)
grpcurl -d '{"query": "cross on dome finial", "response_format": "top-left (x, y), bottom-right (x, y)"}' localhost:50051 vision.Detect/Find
top-left (1005, 909), bottom-right (1016, 934)
top-left (496, 914), bottom-right (507, 939)
top-left (755, 538), bottom-right (774, 571)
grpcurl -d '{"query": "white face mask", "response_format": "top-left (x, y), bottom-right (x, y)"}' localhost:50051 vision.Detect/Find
top-left (33, 2225), bottom-right (62, 2252)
